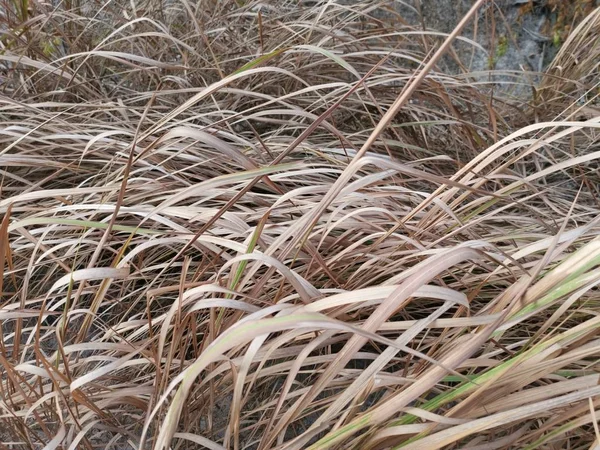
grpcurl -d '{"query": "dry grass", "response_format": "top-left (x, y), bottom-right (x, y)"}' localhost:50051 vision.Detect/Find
top-left (1, 0), bottom-right (600, 449)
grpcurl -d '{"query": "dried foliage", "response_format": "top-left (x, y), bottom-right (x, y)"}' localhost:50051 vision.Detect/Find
top-left (1, 0), bottom-right (599, 449)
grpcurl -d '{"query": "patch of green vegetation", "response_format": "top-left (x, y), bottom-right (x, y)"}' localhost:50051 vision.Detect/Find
top-left (496, 35), bottom-right (508, 58)
top-left (553, 30), bottom-right (561, 47)
top-left (42, 36), bottom-right (62, 58)
top-left (488, 35), bottom-right (509, 69)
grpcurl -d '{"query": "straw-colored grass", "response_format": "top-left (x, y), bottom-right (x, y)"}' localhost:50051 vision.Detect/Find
top-left (1, 0), bottom-right (599, 448)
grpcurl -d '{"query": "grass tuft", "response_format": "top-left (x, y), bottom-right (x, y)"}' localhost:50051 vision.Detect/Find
top-left (1, 0), bottom-right (599, 449)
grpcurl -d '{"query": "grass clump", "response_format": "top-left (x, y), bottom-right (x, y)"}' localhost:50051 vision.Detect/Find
top-left (1, 0), bottom-right (600, 449)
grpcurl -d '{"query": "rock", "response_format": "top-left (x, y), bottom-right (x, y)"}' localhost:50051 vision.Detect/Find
top-left (354, 0), bottom-right (599, 96)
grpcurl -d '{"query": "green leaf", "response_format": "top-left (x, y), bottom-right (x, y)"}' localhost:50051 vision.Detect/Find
top-left (232, 48), bottom-right (287, 75)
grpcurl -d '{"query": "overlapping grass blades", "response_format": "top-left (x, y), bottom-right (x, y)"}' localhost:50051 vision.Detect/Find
top-left (1, 0), bottom-right (599, 449)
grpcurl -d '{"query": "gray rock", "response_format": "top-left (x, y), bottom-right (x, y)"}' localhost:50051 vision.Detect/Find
top-left (357, 0), bottom-right (599, 96)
